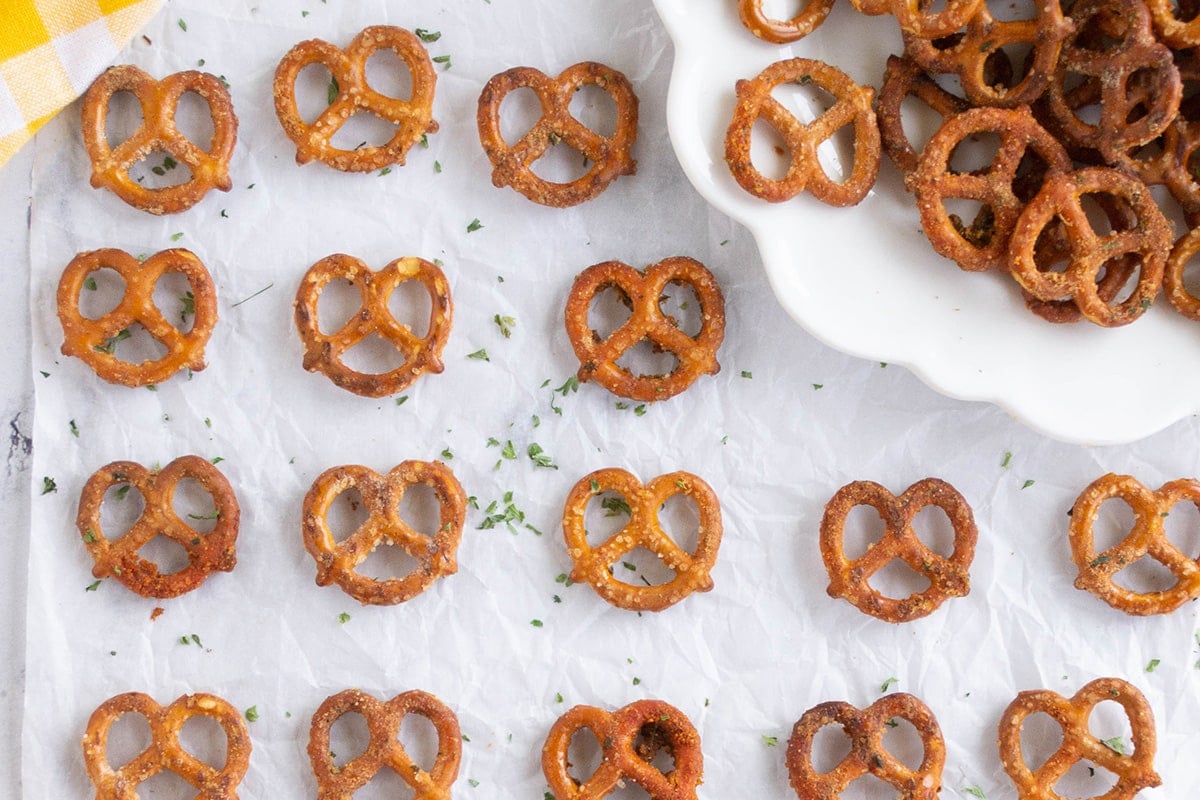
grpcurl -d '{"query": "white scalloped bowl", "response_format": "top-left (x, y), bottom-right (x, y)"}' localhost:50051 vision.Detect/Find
top-left (652, 0), bottom-right (1200, 445)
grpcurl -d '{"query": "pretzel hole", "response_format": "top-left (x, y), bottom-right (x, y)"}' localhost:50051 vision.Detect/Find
top-left (137, 533), bottom-right (190, 575)
top-left (840, 505), bottom-right (887, 561)
top-left (295, 63), bottom-right (337, 124)
top-left (613, 546), bottom-right (680, 586)
top-left (1032, 220), bottom-right (1073, 276)
top-left (103, 90), bottom-right (145, 149)
top-left (587, 285), bottom-right (635, 340)
top-left (659, 282), bottom-right (703, 338)
top-left (97, 323), bottom-right (168, 364)
top-left (1018, 710), bottom-right (1065, 773)
top-left (633, 721), bottom-right (677, 775)
top-left (747, 116), bottom-right (792, 181)
top-left (398, 482), bottom-right (442, 536)
top-left (365, 47), bottom-right (415, 101)
top-left (569, 84), bottom-right (619, 139)
top-left (942, 199), bottom-right (996, 248)
top-left (1061, 73), bottom-right (1103, 127)
top-left (77, 267), bottom-right (126, 320)
top-left (985, 44), bottom-right (1034, 92)
top-left (328, 710), bottom-right (371, 767)
top-left (397, 711), bottom-right (440, 773)
top-left (869, 559), bottom-right (932, 599)
top-left (329, 112), bottom-right (401, 151)
top-left (325, 487), bottom-right (370, 542)
top-left (1170, 236), bottom-right (1200, 299)
top-left (497, 86), bottom-right (541, 146)
top-left (134, 768), bottom-right (196, 798)
top-left (1166, 0), bottom-right (1200, 23)
top-left (1074, 6), bottom-right (1131, 51)
top-left (1113, 551), bottom-right (1180, 593)
top-left (151, 270), bottom-right (199, 333)
top-left (658, 493), bottom-right (701, 556)
top-left (316, 278), bottom-right (362, 334)
top-left (1107, 256), bottom-right (1143, 306)
top-left (881, 717), bottom-right (927, 771)
top-left (127, 148), bottom-right (196, 190)
top-left (530, 134), bottom-right (593, 184)
top-left (947, 132), bottom-right (1001, 175)
top-left (1088, 700), bottom-right (1136, 754)
top-left (179, 713), bottom-right (229, 770)
top-left (1013, 149), bottom-right (1055, 203)
top-left (172, 477), bottom-right (220, 534)
top-left (615, 340), bottom-right (680, 380)
top-left (103, 711), bottom-right (152, 769)
top-left (174, 91), bottom-right (218, 153)
top-left (808, 723), bottom-right (853, 773)
top-left (100, 481), bottom-right (146, 540)
top-left (911, 504), bottom-right (958, 558)
top-left (584, 491), bottom-right (634, 547)
top-left (566, 725), bottom-right (604, 784)
top-left (839, 772), bottom-right (902, 800)
top-left (897, 93), bottom-right (956, 162)
top-left (356, 768), bottom-right (418, 800)
top-left (340, 332), bottom-right (409, 375)
top-left (1054, 760), bottom-right (1119, 798)
top-left (358, 539), bottom-right (424, 583)
top-left (990, 0), bottom-right (1039, 22)
top-left (387, 280), bottom-right (433, 339)
top-left (1163, 497), bottom-right (1200, 557)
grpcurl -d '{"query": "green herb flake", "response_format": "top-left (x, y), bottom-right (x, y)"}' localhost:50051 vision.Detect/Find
top-left (1022, 479), bottom-right (1035, 489)
top-left (634, 404), bottom-right (647, 417)
top-left (527, 443), bottom-right (557, 469)
top-left (93, 328), bottom-right (131, 354)
top-left (740, 370), bottom-right (752, 379)
top-left (602, 496), bottom-right (632, 516)
top-left (467, 217), bottom-right (483, 233)
top-left (813, 383), bottom-right (824, 390)
top-left (244, 706), bottom-right (259, 722)
top-left (1146, 658), bottom-right (1161, 672)
top-left (1102, 736), bottom-right (1126, 755)
top-left (632, 676), bottom-right (641, 685)
top-left (328, 76), bottom-right (339, 105)
top-left (441, 448), bottom-right (454, 460)
top-left (115, 485), bottom-right (131, 500)
top-left (69, 419), bottom-right (79, 438)
top-left (590, 479), bottom-right (600, 494)
top-left (84, 277), bottom-right (97, 291)
top-left (178, 18), bottom-right (188, 31)
top-left (434, 160), bottom-right (442, 173)
top-left (180, 290), bottom-right (195, 322)
top-left (762, 735), bottom-right (779, 747)
top-left (719, 239), bottom-right (729, 246)
top-left (415, 28), bottom-right (442, 42)
top-left (379, 167), bottom-right (392, 176)
top-left (530, 619), bottom-right (543, 627)
top-left (880, 677), bottom-right (899, 693)
top-left (211, 456), bottom-right (225, 464)
top-left (501, 440), bottom-right (517, 460)
top-left (494, 314), bottom-right (516, 338)
top-left (554, 693), bottom-right (563, 703)
top-left (85, 579), bottom-right (102, 592)
top-left (338, 612), bottom-right (351, 624)
top-left (467, 349), bottom-right (490, 361)
top-left (41, 477), bottom-right (57, 495)
top-left (433, 54), bottom-right (452, 69)
top-left (555, 573), bottom-right (574, 586)
top-left (170, 232), bottom-right (184, 242)
top-left (396, 396), bottom-right (409, 406)
top-left (622, 562), bottom-right (637, 572)
top-left (468, 779), bottom-right (480, 788)
top-left (963, 787), bottom-right (986, 799)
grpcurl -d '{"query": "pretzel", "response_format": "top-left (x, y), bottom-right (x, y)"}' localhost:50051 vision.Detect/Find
top-left (1068, 473), bottom-right (1200, 615)
top-left (562, 468), bottom-right (722, 612)
top-left (477, 62), bottom-right (637, 207)
top-left (725, 58), bottom-right (880, 206)
top-left (998, 678), bottom-right (1161, 800)
top-left (1165, 226), bottom-right (1200, 320)
top-left (542, 699), bottom-right (703, 800)
top-left (786, 693), bottom-right (945, 800)
top-left (565, 258), bottom-right (725, 402)
top-left (889, 0), bottom-right (984, 39)
top-left (309, 689), bottom-right (460, 800)
top-left (76, 456), bottom-right (240, 599)
top-left (81, 66), bottom-right (236, 215)
top-left (820, 478), bottom-right (977, 622)
top-left (293, 254), bottom-right (451, 398)
top-left (1148, 0), bottom-right (1200, 48)
top-left (737, 0), bottom-right (836, 43)
top-left (82, 692), bottom-right (250, 800)
top-left (909, 106), bottom-right (1072, 272)
top-left (57, 248), bottom-right (217, 387)
top-left (1008, 167), bottom-right (1169, 327)
top-left (876, 55), bottom-right (970, 177)
top-left (302, 461), bottom-right (465, 606)
top-left (273, 26), bottom-right (438, 172)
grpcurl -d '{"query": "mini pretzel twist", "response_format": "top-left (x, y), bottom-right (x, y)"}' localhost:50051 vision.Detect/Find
top-left (81, 66), bottom-right (236, 215)
top-left (1069, 473), bottom-right (1200, 615)
top-left (786, 693), bottom-right (945, 800)
top-left (1164, 225), bottom-right (1200, 320)
top-left (725, 58), bottom-right (880, 206)
top-left (889, 0), bottom-right (985, 39)
top-left (998, 678), bottom-right (1161, 800)
top-left (274, 26), bottom-right (438, 172)
top-left (308, 689), bottom-right (461, 800)
top-left (737, 0), bottom-right (836, 43)
top-left (293, 254), bottom-right (452, 398)
top-left (820, 478), bottom-right (977, 622)
top-left (877, 55), bottom-right (971, 177)
top-left (82, 692), bottom-right (251, 800)
top-left (565, 258), bottom-right (725, 402)
top-left (542, 699), bottom-right (703, 800)
top-left (302, 461), bottom-right (466, 606)
top-left (562, 468), bottom-right (722, 612)
top-left (1008, 167), bottom-right (1170, 327)
top-left (76, 456), bottom-right (240, 599)
top-left (57, 248), bottom-right (218, 387)
top-left (477, 62), bottom-right (638, 207)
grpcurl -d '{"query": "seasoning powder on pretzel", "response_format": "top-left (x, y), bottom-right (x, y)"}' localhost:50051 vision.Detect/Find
top-left (309, 689), bottom-right (461, 799)
top-left (542, 699), bottom-right (703, 800)
top-left (57, 248), bottom-right (218, 387)
top-left (477, 61), bottom-right (638, 207)
top-left (302, 461), bottom-right (466, 605)
top-left (77, 456), bottom-right (240, 599)
top-left (83, 692), bottom-right (250, 800)
top-left (565, 257), bottom-right (725, 402)
top-left (81, 66), bottom-right (236, 215)
top-left (294, 254), bottom-right (452, 398)
top-left (562, 468), bottom-right (722, 612)
top-left (274, 26), bottom-right (438, 172)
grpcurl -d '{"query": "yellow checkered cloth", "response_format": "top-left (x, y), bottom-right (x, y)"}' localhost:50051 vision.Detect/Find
top-left (0, 0), bottom-right (161, 168)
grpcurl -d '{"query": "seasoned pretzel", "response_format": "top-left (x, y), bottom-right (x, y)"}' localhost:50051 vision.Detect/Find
top-left (57, 248), bottom-right (217, 387)
top-left (477, 62), bottom-right (638, 207)
top-left (1147, 0), bottom-right (1200, 48)
top-left (562, 468), bottom-right (722, 612)
top-left (877, 55), bottom-right (970, 177)
top-left (1008, 167), bottom-right (1169, 327)
top-left (294, 254), bottom-right (451, 398)
top-left (910, 106), bottom-right (1072, 272)
top-left (726, 58), bottom-right (880, 205)
top-left (1068, 473), bottom-right (1200, 615)
top-left (890, 0), bottom-right (984, 39)
top-left (787, 693), bottom-right (945, 800)
top-left (274, 26), bottom-right (438, 172)
top-left (998, 678), bottom-right (1161, 800)
top-left (76, 456), bottom-right (239, 599)
top-left (542, 699), bottom-right (703, 800)
top-left (309, 689), bottom-right (460, 800)
top-left (565, 258), bottom-right (725, 402)
top-left (82, 692), bottom-right (250, 800)
top-left (302, 461), bottom-right (465, 606)
top-left (1165, 226), bottom-right (1200, 319)
top-left (737, 0), bottom-right (836, 43)
top-left (82, 66), bottom-right (236, 215)
top-left (820, 478), bottom-right (977, 622)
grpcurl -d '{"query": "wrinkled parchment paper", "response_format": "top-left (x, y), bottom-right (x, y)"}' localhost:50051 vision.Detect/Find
top-left (24, 0), bottom-right (1200, 797)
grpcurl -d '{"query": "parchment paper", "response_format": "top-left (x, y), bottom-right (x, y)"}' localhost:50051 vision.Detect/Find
top-left (24, 0), bottom-right (1200, 797)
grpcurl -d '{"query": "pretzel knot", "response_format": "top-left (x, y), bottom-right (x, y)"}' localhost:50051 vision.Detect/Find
top-left (562, 468), bottom-right (722, 612)
top-left (477, 61), bottom-right (638, 207)
top-left (725, 58), bottom-right (880, 206)
top-left (76, 456), bottom-right (240, 599)
top-left (308, 689), bottom-right (461, 800)
top-left (274, 26), bottom-right (438, 172)
top-left (820, 478), bottom-right (977, 622)
top-left (786, 693), bottom-right (945, 800)
top-left (998, 678), bottom-right (1161, 799)
top-left (82, 692), bottom-right (251, 800)
top-left (81, 66), bottom-right (236, 215)
top-left (294, 254), bottom-right (452, 398)
top-left (565, 258), bottom-right (725, 402)
top-left (302, 461), bottom-right (466, 606)
top-left (1068, 474), bottom-right (1200, 615)
top-left (57, 248), bottom-right (218, 387)
top-left (542, 699), bottom-right (703, 800)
